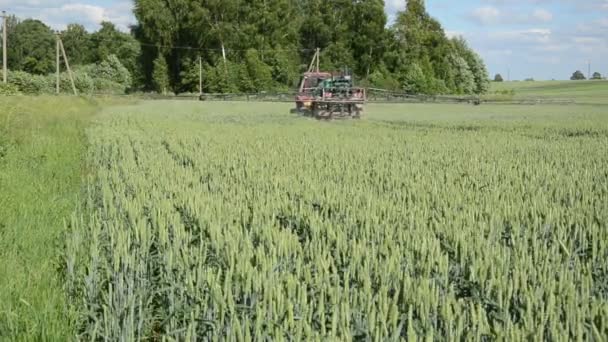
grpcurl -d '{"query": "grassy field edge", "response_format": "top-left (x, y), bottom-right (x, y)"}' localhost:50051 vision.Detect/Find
top-left (0, 96), bottom-right (106, 340)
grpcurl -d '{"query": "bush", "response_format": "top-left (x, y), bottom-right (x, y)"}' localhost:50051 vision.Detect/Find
top-left (92, 79), bottom-right (128, 95)
top-left (0, 83), bottom-right (20, 95)
top-left (48, 71), bottom-right (95, 95)
top-left (367, 65), bottom-right (400, 91)
top-left (8, 71), bottom-right (53, 94)
top-left (2, 54), bottom-right (132, 95)
top-left (96, 55), bottom-right (132, 89)
top-left (76, 55), bottom-right (132, 94)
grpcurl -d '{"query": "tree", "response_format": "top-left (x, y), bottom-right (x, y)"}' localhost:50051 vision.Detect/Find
top-left (494, 74), bottom-right (504, 82)
top-left (243, 49), bottom-right (274, 92)
top-left (7, 19), bottom-right (55, 75)
top-left (570, 70), bottom-right (586, 80)
top-left (398, 62), bottom-right (427, 94)
top-left (591, 72), bottom-right (602, 80)
top-left (350, 0), bottom-right (387, 77)
top-left (153, 55), bottom-right (170, 94)
top-left (450, 54), bottom-right (475, 94)
top-left (128, 0), bottom-right (490, 94)
top-left (451, 37), bottom-right (489, 94)
top-left (91, 22), bottom-right (141, 88)
top-left (61, 24), bottom-right (94, 66)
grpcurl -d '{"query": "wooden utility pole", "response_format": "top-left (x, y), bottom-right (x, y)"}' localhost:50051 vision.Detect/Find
top-left (2, 11), bottom-right (7, 84)
top-left (57, 34), bottom-right (77, 95)
top-left (55, 33), bottom-right (77, 95)
top-left (306, 48), bottom-right (321, 73)
top-left (199, 56), bottom-right (202, 95)
top-left (56, 33), bottom-right (60, 94)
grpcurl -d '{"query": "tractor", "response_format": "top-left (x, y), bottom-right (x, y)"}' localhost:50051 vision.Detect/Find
top-left (295, 49), bottom-right (366, 119)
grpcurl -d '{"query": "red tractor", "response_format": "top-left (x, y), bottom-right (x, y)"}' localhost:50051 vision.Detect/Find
top-left (295, 49), bottom-right (366, 119)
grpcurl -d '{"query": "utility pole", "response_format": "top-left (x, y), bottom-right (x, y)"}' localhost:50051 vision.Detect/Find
top-left (199, 56), bottom-right (202, 95)
top-left (55, 32), bottom-right (77, 95)
top-left (58, 35), bottom-right (77, 95)
top-left (56, 33), bottom-right (60, 94)
top-left (2, 11), bottom-right (7, 84)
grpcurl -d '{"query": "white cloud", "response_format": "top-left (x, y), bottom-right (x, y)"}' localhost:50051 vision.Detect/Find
top-left (470, 6), bottom-right (501, 25)
top-left (532, 9), bottom-right (553, 22)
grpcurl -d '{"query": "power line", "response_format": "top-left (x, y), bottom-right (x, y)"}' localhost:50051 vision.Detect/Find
top-left (60, 31), bottom-right (314, 54)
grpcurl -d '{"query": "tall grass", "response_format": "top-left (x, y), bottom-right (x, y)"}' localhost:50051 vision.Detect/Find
top-left (0, 96), bottom-right (96, 340)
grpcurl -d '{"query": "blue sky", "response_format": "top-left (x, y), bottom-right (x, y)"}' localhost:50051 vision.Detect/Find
top-left (2, 0), bottom-right (607, 80)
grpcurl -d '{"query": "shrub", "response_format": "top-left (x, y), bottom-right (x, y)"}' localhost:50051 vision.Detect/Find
top-left (0, 82), bottom-right (20, 95)
top-left (8, 71), bottom-right (53, 94)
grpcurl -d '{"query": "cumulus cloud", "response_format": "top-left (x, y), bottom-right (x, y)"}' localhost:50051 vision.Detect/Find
top-left (469, 6), bottom-right (554, 25)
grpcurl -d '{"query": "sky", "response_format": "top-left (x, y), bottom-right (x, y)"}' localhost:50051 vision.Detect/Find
top-left (1, 0), bottom-right (607, 80)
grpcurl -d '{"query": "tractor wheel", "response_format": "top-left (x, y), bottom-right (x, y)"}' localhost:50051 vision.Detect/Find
top-left (353, 105), bottom-right (363, 119)
top-left (312, 103), bottom-right (320, 118)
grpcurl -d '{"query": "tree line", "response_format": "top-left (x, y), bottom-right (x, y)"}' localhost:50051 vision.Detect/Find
top-left (1, 0), bottom-right (490, 95)
top-left (493, 71), bottom-right (604, 82)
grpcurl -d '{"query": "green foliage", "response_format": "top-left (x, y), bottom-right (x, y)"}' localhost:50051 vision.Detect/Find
top-left (153, 55), bottom-right (170, 94)
top-left (91, 22), bottom-right (142, 86)
top-left (129, 0), bottom-right (488, 94)
top-left (592, 72), bottom-right (602, 80)
top-left (4, 0), bottom-right (490, 95)
top-left (92, 54), bottom-right (132, 89)
top-left (178, 58), bottom-right (202, 93)
top-left (451, 37), bottom-right (490, 94)
top-left (61, 24), bottom-right (94, 66)
top-left (53, 71), bottom-right (95, 94)
top-left (8, 70), bottom-right (53, 94)
top-left (0, 82), bottom-right (19, 95)
top-left (367, 64), bottom-right (400, 90)
top-left (244, 49), bottom-right (274, 92)
top-left (265, 49), bottom-right (300, 90)
top-left (398, 62), bottom-right (427, 94)
top-left (571, 70), bottom-right (586, 80)
top-left (494, 74), bottom-right (504, 82)
top-left (4, 53), bottom-right (131, 95)
top-left (7, 19), bottom-right (55, 75)
top-left (450, 54), bottom-right (476, 94)
top-left (0, 97), bottom-right (96, 340)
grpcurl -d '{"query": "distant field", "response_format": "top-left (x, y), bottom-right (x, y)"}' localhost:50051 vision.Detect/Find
top-left (490, 80), bottom-right (608, 104)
